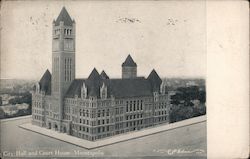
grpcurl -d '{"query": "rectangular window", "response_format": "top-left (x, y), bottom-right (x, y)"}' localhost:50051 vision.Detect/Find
top-left (98, 110), bottom-right (100, 117)
top-left (106, 109), bottom-right (109, 116)
top-left (102, 110), bottom-right (105, 117)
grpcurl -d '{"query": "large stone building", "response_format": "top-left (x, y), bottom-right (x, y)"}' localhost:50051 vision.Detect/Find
top-left (32, 7), bottom-right (170, 141)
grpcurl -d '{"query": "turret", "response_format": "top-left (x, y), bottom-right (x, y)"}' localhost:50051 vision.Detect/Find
top-left (122, 54), bottom-right (137, 79)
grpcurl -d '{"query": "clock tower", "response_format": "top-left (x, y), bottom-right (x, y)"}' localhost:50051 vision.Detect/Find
top-left (51, 7), bottom-right (75, 128)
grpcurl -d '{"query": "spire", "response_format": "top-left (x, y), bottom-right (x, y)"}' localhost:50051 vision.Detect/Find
top-left (122, 54), bottom-right (137, 67)
top-left (100, 70), bottom-right (109, 79)
top-left (55, 7), bottom-right (73, 26)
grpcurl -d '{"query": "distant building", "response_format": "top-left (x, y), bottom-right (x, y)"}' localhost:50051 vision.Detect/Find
top-left (32, 7), bottom-right (170, 141)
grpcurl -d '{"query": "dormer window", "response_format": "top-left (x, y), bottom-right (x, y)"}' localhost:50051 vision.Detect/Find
top-left (36, 83), bottom-right (40, 93)
top-left (100, 83), bottom-right (107, 99)
top-left (160, 79), bottom-right (167, 94)
top-left (81, 82), bottom-right (87, 99)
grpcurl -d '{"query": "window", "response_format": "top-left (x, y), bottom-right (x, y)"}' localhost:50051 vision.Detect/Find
top-left (107, 119), bottom-right (109, 124)
top-left (102, 110), bottom-right (105, 117)
top-left (98, 110), bottom-right (100, 117)
top-left (126, 101), bottom-right (129, 112)
top-left (106, 109), bottom-right (109, 116)
top-left (102, 120), bottom-right (105, 124)
top-left (86, 110), bottom-right (89, 117)
top-left (98, 120), bottom-right (100, 125)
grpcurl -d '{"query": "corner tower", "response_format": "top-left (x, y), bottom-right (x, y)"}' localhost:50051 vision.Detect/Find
top-left (51, 7), bottom-right (75, 128)
top-left (122, 54), bottom-right (137, 79)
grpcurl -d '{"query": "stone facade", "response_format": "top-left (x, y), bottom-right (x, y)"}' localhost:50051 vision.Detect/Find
top-left (32, 7), bottom-right (170, 141)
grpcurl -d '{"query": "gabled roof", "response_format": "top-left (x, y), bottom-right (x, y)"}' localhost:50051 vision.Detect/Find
top-left (122, 54), bottom-right (137, 67)
top-left (39, 69), bottom-right (51, 95)
top-left (107, 78), bottom-right (152, 98)
top-left (147, 69), bottom-right (162, 92)
top-left (100, 70), bottom-right (109, 79)
top-left (55, 7), bottom-right (73, 26)
top-left (65, 78), bottom-right (153, 98)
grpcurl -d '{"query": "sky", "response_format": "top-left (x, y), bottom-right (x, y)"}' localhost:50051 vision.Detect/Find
top-left (1, 1), bottom-right (206, 80)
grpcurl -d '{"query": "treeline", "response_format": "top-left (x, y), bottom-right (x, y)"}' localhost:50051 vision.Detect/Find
top-left (169, 86), bottom-right (206, 123)
top-left (8, 92), bottom-right (32, 106)
top-left (0, 109), bottom-right (31, 119)
top-left (0, 91), bottom-right (32, 119)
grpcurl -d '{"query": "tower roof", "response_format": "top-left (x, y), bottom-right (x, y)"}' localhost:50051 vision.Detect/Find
top-left (55, 7), bottom-right (73, 26)
top-left (39, 69), bottom-right (51, 95)
top-left (147, 69), bottom-right (162, 92)
top-left (100, 70), bottom-right (109, 79)
top-left (122, 54), bottom-right (137, 67)
top-left (87, 68), bottom-right (101, 81)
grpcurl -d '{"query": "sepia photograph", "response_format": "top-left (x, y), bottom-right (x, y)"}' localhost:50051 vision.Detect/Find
top-left (4, 0), bottom-right (248, 159)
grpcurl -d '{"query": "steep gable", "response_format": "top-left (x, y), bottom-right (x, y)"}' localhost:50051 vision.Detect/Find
top-left (39, 69), bottom-right (51, 95)
top-left (100, 70), bottom-right (109, 79)
top-left (147, 69), bottom-right (162, 92)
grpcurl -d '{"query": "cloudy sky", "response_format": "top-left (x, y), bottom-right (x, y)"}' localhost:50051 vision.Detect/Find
top-left (1, 1), bottom-right (206, 80)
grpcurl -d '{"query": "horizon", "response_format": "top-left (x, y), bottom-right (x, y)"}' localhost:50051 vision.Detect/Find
top-left (1, 1), bottom-right (206, 80)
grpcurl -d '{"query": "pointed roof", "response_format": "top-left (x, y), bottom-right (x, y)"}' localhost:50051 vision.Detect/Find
top-left (39, 69), bottom-right (51, 95)
top-left (147, 69), bottom-right (162, 92)
top-left (55, 7), bottom-right (73, 26)
top-left (87, 68), bottom-right (100, 80)
top-left (122, 54), bottom-right (137, 67)
top-left (100, 70), bottom-right (109, 79)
